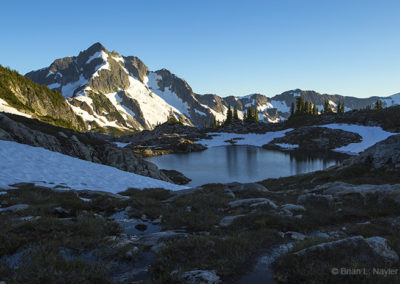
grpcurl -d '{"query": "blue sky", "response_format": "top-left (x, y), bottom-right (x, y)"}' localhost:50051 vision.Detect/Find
top-left (1, 0), bottom-right (399, 98)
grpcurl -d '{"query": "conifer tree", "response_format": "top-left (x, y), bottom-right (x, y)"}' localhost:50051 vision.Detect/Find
top-left (312, 104), bottom-right (318, 115)
top-left (247, 107), bottom-right (253, 122)
top-left (304, 101), bottom-right (309, 114)
top-left (374, 100), bottom-right (383, 110)
top-left (243, 111), bottom-right (247, 121)
top-left (253, 106), bottom-right (259, 121)
top-left (295, 97), bottom-right (304, 114)
top-left (211, 114), bottom-right (217, 128)
top-left (323, 100), bottom-right (332, 113)
top-left (290, 102), bottom-right (295, 118)
top-left (225, 105), bottom-right (233, 124)
top-left (233, 105), bottom-right (239, 121)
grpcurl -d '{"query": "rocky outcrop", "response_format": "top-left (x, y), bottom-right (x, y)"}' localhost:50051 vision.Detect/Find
top-left (345, 134), bottom-right (400, 170)
top-left (294, 236), bottom-right (399, 263)
top-left (0, 113), bottom-right (170, 181)
top-left (264, 126), bottom-right (361, 151)
top-left (119, 122), bottom-right (207, 157)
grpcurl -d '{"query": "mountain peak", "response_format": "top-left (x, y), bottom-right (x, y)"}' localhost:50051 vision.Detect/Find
top-left (86, 42), bottom-right (107, 53)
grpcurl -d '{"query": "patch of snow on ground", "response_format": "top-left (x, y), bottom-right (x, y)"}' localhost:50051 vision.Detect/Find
top-left (61, 75), bottom-right (88, 98)
top-left (0, 140), bottom-right (187, 192)
top-left (318, 124), bottom-right (395, 154)
top-left (276, 143), bottom-right (299, 149)
top-left (198, 129), bottom-right (293, 147)
top-left (0, 98), bottom-right (32, 118)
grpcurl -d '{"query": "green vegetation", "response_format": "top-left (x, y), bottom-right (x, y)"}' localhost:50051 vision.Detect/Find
top-left (0, 65), bottom-right (86, 131)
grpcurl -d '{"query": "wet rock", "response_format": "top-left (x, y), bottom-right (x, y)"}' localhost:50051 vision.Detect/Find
top-left (135, 224), bottom-right (148, 232)
top-left (180, 270), bottom-right (220, 284)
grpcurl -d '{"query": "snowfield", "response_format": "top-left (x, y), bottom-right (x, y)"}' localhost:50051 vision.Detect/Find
top-left (0, 141), bottom-right (188, 192)
top-left (198, 129), bottom-right (293, 147)
top-left (0, 99), bottom-right (32, 118)
top-left (318, 124), bottom-right (395, 154)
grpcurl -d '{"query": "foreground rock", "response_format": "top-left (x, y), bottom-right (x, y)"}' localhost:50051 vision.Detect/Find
top-left (0, 113), bottom-right (170, 181)
top-left (180, 270), bottom-right (220, 284)
top-left (345, 134), bottom-right (400, 170)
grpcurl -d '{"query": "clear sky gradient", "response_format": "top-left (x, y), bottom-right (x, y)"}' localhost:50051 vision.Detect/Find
top-left (1, 0), bottom-right (399, 98)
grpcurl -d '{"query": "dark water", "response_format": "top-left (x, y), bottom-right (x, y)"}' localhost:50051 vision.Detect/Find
top-left (147, 145), bottom-right (344, 187)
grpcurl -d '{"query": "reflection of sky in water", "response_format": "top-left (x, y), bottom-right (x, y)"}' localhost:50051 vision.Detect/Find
top-left (148, 146), bottom-right (343, 187)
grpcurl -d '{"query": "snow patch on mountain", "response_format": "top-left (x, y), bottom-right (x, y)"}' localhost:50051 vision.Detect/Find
top-left (270, 100), bottom-right (290, 113)
top-left (200, 103), bottom-right (226, 122)
top-left (0, 140), bottom-right (187, 192)
top-left (0, 98), bottom-right (32, 118)
top-left (146, 72), bottom-right (190, 116)
top-left (382, 93), bottom-right (400, 107)
top-left (125, 76), bottom-right (183, 127)
top-left (92, 51), bottom-right (110, 77)
top-left (60, 74), bottom-right (88, 98)
top-left (104, 92), bottom-right (136, 119)
top-left (69, 103), bottom-right (123, 129)
top-left (194, 109), bottom-right (207, 116)
top-left (47, 82), bottom-right (61, 89)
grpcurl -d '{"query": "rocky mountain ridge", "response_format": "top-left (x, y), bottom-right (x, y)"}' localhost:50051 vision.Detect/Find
top-left (23, 42), bottom-right (400, 132)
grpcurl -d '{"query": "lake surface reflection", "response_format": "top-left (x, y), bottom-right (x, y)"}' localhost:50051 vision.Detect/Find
top-left (147, 145), bottom-right (344, 187)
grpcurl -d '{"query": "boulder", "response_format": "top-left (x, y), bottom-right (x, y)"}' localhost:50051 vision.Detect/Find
top-left (219, 215), bottom-right (245, 227)
top-left (0, 204), bottom-right (29, 213)
top-left (229, 198), bottom-right (278, 209)
top-left (180, 270), bottom-right (220, 284)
